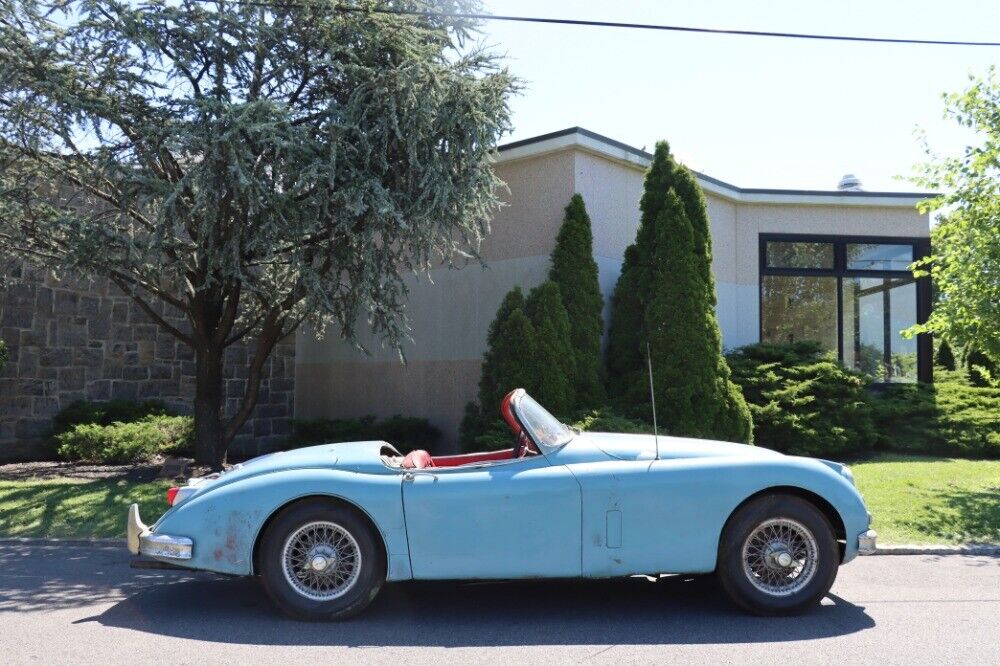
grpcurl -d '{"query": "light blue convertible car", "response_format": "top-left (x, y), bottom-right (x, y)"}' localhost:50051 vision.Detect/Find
top-left (127, 388), bottom-right (877, 620)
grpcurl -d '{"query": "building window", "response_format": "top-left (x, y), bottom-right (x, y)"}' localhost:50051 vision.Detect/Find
top-left (759, 235), bottom-right (931, 383)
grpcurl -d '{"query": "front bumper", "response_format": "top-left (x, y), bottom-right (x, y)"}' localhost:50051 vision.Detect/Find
top-left (126, 503), bottom-right (193, 560)
top-left (858, 529), bottom-right (878, 555)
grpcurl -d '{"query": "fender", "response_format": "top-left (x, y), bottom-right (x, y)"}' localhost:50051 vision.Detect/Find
top-left (151, 467), bottom-right (412, 580)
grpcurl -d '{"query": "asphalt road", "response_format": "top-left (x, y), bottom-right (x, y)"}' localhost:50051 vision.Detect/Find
top-left (0, 543), bottom-right (997, 665)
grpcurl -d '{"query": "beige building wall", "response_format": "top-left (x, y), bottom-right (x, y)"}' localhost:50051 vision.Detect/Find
top-left (296, 150), bottom-right (576, 450)
top-left (295, 129), bottom-right (931, 452)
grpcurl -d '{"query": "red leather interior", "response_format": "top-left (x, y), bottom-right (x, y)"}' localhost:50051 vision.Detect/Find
top-left (401, 449), bottom-right (434, 469)
top-left (500, 390), bottom-right (522, 436)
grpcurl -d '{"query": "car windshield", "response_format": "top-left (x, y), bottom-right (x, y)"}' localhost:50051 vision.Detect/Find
top-left (516, 393), bottom-right (574, 452)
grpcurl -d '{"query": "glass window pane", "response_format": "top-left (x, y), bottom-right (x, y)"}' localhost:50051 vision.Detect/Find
top-left (766, 242), bottom-right (835, 269)
top-left (842, 277), bottom-right (917, 383)
top-left (846, 243), bottom-right (914, 271)
top-left (761, 276), bottom-right (838, 353)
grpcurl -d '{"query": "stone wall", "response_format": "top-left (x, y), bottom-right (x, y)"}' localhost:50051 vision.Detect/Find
top-left (0, 262), bottom-right (294, 462)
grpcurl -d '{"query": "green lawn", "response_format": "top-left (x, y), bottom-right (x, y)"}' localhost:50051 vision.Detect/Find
top-left (852, 454), bottom-right (1000, 545)
top-left (0, 455), bottom-right (997, 544)
top-left (0, 477), bottom-right (170, 538)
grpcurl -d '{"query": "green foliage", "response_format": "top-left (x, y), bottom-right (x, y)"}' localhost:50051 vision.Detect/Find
top-left (727, 342), bottom-right (875, 457)
top-left (550, 194), bottom-right (605, 408)
top-left (55, 416), bottom-right (193, 464)
top-left (52, 400), bottom-right (172, 435)
top-left (935, 339), bottom-right (956, 371)
top-left (460, 281), bottom-right (577, 451)
top-left (0, 339), bottom-right (7, 373)
top-left (608, 141), bottom-right (752, 442)
top-left (524, 281), bottom-right (575, 415)
top-left (0, 0), bottom-right (516, 465)
top-left (870, 370), bottom-right (1000, 458)
top-left (962, 343), bottom-right (997, 388)
top-left (288, 414), bottom-right (440, 454)
top-left (570, 408), bottom-right (652, 435)
top-left (907, 68), bottom-right (1000, 367)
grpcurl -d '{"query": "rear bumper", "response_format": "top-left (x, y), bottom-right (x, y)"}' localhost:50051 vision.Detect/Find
top-left (858, 529), bottom-right (878, 555)
top-left (126, 503), bottom-right (193, 560)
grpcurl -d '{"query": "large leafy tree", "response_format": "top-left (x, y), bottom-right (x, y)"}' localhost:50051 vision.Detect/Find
top-left (909, 68), bottom-right (1000, 368)
top-left (607, 141), bottom-right (752, 442)
top-left (0, 0), bottom-right (516, 468)
top-left (549, 194), bottom-right (605, 408)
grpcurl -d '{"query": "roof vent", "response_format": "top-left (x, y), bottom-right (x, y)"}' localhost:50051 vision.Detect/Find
top-left (837, 173), bottom-right (863, 192)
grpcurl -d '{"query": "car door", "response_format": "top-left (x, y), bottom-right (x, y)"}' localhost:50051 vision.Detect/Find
top-left (401, 454), bottom-right (582, 579)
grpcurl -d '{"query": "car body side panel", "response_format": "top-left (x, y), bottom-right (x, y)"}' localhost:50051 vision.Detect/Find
top-left (149, 468), bottom-right (412, 580)
top-left (402, 454), bottom-right (582, 579)
top-left (569, 455), bottom-right (869, 576)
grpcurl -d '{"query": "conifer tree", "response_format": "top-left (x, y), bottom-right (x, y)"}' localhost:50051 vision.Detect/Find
top-left (935, 339), bottom-right (956, 371)
top-left (550, 194), bottom-right (605, 408)
top-left (525, 281), bottom-right (575, 415)
top-left (606, 141), bottom-right (752, 442)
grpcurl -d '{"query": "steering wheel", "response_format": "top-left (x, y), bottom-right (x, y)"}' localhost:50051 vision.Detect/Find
top-left (513, 431), bottom-right (535, 459)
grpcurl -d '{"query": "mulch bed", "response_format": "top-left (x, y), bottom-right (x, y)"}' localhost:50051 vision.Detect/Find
top-left (0, 458), bottom-right (214, 482)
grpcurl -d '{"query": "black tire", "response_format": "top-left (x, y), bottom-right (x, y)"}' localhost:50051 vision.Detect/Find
top-left (259, 499), bottom-right (385, 621)
top-left (716, 494), bottom-right (839, 616)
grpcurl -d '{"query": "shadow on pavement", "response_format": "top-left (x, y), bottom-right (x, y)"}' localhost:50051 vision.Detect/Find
top-left (83, 572), bottom-right (875, 647)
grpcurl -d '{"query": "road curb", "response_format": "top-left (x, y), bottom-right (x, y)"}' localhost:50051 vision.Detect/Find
top-left (0, 536), bottom-right (124, 547)
top-left (867, 544), bottom-right (1000, 556)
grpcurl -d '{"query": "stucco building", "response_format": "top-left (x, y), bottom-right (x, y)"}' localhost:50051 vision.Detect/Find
top-left (296, 128), bottom-right (933, 452)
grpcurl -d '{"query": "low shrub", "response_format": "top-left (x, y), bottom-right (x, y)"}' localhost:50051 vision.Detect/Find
top-left (571, 408), bottom-right (652, 435)
top-left (0, 340), bottom-right (8, 373)
top-left (727, 342), bottom-right (876, 458)
top-left (288, 414), bottom-right (441, 454)
top-left (56, 415), bottom-right (193, 464)
top-left (52, 399), bottom-right (172, 434)
top-left (870, 370), bottom-right (1000, 458)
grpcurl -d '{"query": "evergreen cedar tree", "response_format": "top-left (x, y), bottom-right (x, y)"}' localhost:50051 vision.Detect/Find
top-left (607, 141), bottom-right (753, 443)
top-left (935, 339), bottom-right (956, 371)
top-left (550, 194), bottom-right (606, 407)
top-left (0, 1), bottom-right (516, 469)
top-left (962, 343), bottom-right (996, 388)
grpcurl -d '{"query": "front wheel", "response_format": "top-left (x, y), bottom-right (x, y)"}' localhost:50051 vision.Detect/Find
top-left (716, 494), bottom-right (839, 615)
top-left (259, 499), bottom-right (385, 620)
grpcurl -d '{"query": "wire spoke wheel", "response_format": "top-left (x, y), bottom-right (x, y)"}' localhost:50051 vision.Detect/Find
top-left (281, 521), bottom-right (362, 601)
top-left (741, 517), bottom-right (819, 597)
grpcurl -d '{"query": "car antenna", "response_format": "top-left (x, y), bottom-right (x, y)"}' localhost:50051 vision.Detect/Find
top-left (646, 341), bottom-right (660, 460)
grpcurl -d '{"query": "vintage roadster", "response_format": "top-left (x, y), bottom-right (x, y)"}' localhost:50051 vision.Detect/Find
top-left (128, 388), bottom-right (876, 619)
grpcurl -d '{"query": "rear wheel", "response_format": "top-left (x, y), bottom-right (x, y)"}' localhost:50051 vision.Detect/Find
top-left (716, 494), bottom-right (839, 615)
top-left (259, 499), bottom-right (385, 620)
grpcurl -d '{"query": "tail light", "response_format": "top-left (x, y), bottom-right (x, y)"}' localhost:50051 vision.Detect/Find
top-left (166, 487), bottom-right (180, 506)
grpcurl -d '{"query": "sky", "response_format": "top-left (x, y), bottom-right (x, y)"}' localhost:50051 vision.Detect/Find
top-left (477, 0), bottom-right (999, 192)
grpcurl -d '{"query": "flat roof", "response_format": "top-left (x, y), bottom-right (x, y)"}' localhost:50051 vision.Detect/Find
top-left (496, 127), bottom-right (936, 208)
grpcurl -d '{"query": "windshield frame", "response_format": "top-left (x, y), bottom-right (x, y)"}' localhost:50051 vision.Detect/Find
top-left (511, 390), bottom-right (574, 454)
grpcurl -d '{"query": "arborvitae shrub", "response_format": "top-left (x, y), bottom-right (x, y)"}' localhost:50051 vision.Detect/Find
top-left (935, 339), bottom-right (956, 371)
top-left (525, 281), bottom-right (575, 416)
top-left (607, 141), bottom-right (752, 442)
top-left (550, 194), bottom-right (605, 408)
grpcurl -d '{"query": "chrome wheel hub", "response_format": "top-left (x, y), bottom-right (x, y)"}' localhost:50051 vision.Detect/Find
top-left (742, 518), bottom-right (819, 597)
top-left (281, 521), bottom-right (362, 601)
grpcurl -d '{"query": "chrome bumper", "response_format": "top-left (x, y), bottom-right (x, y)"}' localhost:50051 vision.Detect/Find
top-left (127, 503), bottom-right (193, 560)
top-left (858, 529), bottom-right (878, 555)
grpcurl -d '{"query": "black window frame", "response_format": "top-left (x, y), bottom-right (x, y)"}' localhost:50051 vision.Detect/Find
top-left (759, 233), bottom-right (933, 384)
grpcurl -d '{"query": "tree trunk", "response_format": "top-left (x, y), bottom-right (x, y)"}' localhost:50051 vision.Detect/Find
top-left (193, 345), bottom-right (227, 470)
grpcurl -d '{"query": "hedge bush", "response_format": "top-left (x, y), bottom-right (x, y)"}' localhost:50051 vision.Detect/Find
top-left (288, 414), bottom-right (441, 454)
top-left (870, 370), bottom-right (1000, 458)
top-left (727, 342), bottom-right (876, 457)
top-left (52, 399), bottom-right (172, 434)
top-left (56, 415), bottom-right (193, 464)
top-left (570, 408), bottom-right (652, 435)
top-left (0, 340), bottom-right (7, 373)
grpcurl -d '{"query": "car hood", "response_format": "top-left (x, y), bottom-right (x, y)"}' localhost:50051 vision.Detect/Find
top-left (552, 432), bottom-right (784, 464)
